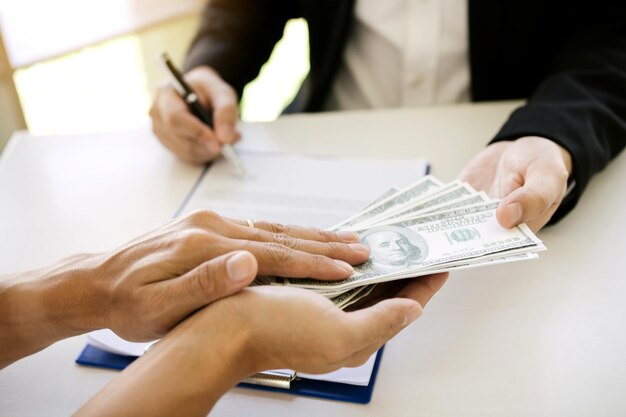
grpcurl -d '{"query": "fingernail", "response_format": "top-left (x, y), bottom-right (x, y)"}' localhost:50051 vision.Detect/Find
top-left (334, 260), bottom-right (354, 274)
top-left (348, 243), bottom-right (370, 255)
top-left (336, 230), bottom-right (359, 242)
top-left (504, 202), bottom-right (523, 225)
top-left (226, 251), bottom-right (255, 283)
top-left (403, 304), bottom-right (422, 326)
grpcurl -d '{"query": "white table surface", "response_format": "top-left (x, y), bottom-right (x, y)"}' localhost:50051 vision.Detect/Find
top-left (1, 102), bottom-right (625, 416)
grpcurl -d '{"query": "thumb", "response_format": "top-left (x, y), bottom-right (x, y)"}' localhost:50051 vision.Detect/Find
top-left (346, 298), bottom-right (422, 347)
top-left (496, 164), bottom-right (566, 229)
top-left (496, 150), bottom-right (569, 228)
top-left (164, 251), bottom-right (258, 318)
top-left (396, 272), bottom-right (449, 307)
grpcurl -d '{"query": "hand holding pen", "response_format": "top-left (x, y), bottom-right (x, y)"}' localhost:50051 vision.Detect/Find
top-left (150, 53), bottom-right (246, 175)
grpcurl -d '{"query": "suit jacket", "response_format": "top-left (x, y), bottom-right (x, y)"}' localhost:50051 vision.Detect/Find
top-left (184, 0), bottom-right (626, 223)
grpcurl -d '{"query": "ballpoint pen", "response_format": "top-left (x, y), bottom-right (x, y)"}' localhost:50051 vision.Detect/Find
top-left (159, 52), bottom-right (247, 177)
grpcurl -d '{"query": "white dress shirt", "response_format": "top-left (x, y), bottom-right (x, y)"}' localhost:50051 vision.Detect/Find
top-left (324, 0), bottom-right (470, 111)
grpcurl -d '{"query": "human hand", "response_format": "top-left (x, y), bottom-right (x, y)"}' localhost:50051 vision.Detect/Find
top-left (97, 211), bottom-right (369, 341)
top-left (459, 136), bottom-right (572, 232)
top-left (150, 66), bottom-right (240, 164)
top-left (75, 253), bottom-right (421, 417)
top-left (164, 258), bottom-right (423, 375)
top-left (0, 209), bottom-right (369, 363)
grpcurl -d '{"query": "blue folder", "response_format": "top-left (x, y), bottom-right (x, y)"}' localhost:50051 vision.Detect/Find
top-left (76, 344), bottom-right (384, 404)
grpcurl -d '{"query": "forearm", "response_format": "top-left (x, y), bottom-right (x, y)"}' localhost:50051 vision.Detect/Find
top-left (184, 0), bottom-right (297, 98)
top-left (0, 253), bottom-right (106, 368)
top-left (492, 24), bottom-right (626, 223)
top-left (74, 313), bottom-right (254, 417)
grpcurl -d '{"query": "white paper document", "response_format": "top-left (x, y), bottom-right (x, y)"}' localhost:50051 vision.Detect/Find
top-left (180, 150), bottom-right (429, 228)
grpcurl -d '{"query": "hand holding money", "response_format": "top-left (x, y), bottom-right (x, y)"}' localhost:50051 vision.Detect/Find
top-left (258, 175), bottom-right (546, 309)
top-left (459, 136), bottom-right (573, 232)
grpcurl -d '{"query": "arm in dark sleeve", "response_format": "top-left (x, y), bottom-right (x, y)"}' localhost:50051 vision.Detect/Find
top-left (183, 0), bottom-right (300, 99)
top-left (492, 25), bottom-right (626, 224)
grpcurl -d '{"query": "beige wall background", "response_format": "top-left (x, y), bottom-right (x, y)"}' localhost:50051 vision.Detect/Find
top-left (0, 2), bottom-right (308, 153)
top-left (0, 0), bottom-right (205, 150)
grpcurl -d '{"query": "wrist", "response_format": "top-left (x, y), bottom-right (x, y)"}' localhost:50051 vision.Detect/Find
top-left (161, 323), bottom-right (254, 395)
top-left (0, 253), bottom-right (107, 367)
top-left (37, 253), bottom-right (108, 336)
top-left (163, 304), bottom-right (259, 384)
top-left (85, 308), bottom-right (257, 416)
top-left (556, 143), bottom-right (573, 176)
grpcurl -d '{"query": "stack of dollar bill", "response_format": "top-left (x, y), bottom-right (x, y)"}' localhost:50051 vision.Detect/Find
top-left (259, 175), bottom-right (545, 310)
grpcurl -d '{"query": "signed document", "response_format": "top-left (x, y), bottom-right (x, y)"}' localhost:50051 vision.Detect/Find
top-left (179, 150), bottom-right (429, 228)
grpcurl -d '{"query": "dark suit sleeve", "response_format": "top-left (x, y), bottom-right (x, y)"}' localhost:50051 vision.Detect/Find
top-left (183, 0), bottom-right (299, 99)
top-left (491, 25), bottom-right (626, 224)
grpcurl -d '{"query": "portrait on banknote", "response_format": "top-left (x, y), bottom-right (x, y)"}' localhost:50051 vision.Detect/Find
top-left (359, 226), bottom-right (428, 273)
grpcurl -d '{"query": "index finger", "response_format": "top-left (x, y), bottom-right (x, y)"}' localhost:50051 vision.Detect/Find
top-left (240, 240), bottom-right (356, 280)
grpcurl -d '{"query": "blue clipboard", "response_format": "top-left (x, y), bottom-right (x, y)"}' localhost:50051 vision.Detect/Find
top-left (75, 344), bottom-right (384, 404)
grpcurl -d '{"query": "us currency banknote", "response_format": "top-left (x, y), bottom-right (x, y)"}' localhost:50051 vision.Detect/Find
top-left (354, 181), bottom-right (476, 229)
top-left (283, 205), bottom-right (543, 292)
top-left (329, 176), bottom-right (443, 231)
top-left (267, 176), bottom-right (546, 308)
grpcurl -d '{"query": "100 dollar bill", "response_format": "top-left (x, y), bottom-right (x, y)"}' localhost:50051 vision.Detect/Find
top-left (283, 203), bottom-right (542, 292)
